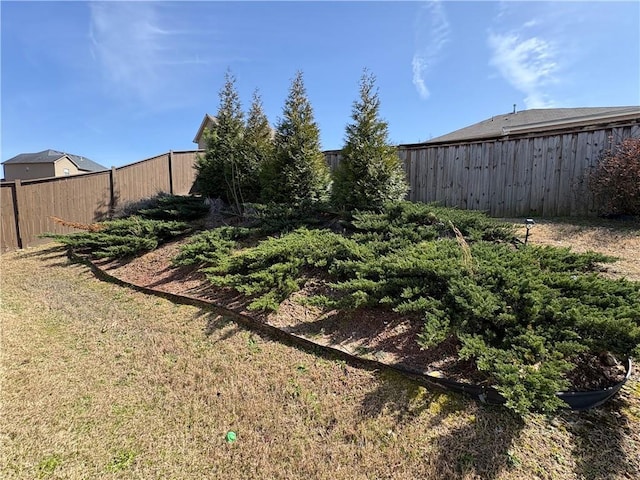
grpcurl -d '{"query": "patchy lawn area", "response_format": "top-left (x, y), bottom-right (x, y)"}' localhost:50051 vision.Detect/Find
top-left (1, 229), bottom-right (639, 479)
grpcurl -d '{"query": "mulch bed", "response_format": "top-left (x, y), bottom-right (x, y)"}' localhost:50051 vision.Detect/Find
top-left (93, 237), bottom-right (629, 392)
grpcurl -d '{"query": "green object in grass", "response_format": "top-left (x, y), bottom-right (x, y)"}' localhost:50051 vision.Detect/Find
top-left (225, 431), bottom-right (237, 443)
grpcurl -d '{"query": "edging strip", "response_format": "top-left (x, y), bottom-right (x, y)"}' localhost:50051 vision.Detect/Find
top-left (69, 250), bottom-right (631, 411)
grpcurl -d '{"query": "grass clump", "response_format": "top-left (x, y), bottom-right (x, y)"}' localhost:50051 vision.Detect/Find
top-left (36, 454), bottom-right (61, 478)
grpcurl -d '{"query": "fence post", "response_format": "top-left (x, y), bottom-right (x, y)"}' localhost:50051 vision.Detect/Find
top-left (168, 150), bottom-right (174, 195)
top-left (12, 179), bottom-right (24, 249)
top-left (110, 166), bottom-right (117, 214)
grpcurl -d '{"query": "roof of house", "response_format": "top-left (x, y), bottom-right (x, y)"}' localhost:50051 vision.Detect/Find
top-left (193, 114), bottom-right (218, 144)
top-left (424, 106), bottom-right (640, 145)
top-left (1, 149), bottom-right (108, 172)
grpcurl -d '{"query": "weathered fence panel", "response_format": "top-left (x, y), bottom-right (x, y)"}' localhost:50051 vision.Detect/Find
top-left (170, 150), bottom-right (200, 195)
top-left (3, 171), bottom-right (112, 249)
top-left (113, 153), bottom-right (171, 207)
top-left (325, 151), bottom-right (341, 171)
top-left (396, 122), bottom-right (639, 217)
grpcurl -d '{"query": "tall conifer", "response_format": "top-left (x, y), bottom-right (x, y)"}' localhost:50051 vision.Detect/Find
top-left (244, 89), bottom-right (274, 202)
top-left (262, 71), bottom-right (330, 205)
top-left (194, 71), bottom-right (245, 207)
top-left (332, 70), bottom-right (408, 210)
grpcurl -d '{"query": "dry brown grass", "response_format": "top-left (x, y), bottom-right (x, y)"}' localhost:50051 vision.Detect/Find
top-left (508, 217), bottom-right (640, 281)
top-left (1, 222), bottom-right (639, 479)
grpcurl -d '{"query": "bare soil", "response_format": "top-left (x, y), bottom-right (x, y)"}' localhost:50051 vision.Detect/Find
top-left (95, 217), bottom-right (640, 392)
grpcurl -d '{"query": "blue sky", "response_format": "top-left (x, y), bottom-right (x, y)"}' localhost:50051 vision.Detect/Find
top-left (2, 1), bottom-right (639, 171)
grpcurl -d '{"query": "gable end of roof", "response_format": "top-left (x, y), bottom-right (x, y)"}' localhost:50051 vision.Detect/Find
top-left (193, 114), bottom-right (218, 144)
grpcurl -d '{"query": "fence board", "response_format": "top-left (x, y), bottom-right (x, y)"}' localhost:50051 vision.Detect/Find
top-left (542, 135), bottom-right (561, 216)
top-left (571, 132), bottom-right (591, 215)
top-left (529, 136), bottom-right (546, 216)
top-left (458, 145), bottom-right (470, 209)
top-left (1, 184), bottom-right (19, 252)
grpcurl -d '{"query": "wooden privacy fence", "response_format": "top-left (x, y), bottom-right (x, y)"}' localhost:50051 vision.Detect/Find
top-left (2, 122), bottom-right (639, 253)
top-left (327, 122), bottom-right (640, 217)
top-left (1, 150), bottom-right (201, 252)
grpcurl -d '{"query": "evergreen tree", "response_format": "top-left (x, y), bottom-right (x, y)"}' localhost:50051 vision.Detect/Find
top-left (332, 70), bottom-right (408, 210)
top-left (194, 71), bottom-right (245, 208)
top-left (244, 89), bottom-right (274, 203)
top-left (262, 71), bottom-right (330, 205)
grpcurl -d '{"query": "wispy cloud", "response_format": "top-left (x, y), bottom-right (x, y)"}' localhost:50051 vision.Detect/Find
top-left (488, 29), bottom-right (558, 108)
top-left (487, 2), bottom-right (571, 109)
top-left (89, 2), bottom-right (211, 105)
top-left (412, 0), bottom-right (450, 100)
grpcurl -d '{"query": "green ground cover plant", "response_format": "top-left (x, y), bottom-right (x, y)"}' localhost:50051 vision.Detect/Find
top-left (134, 194), bottom-right (209, 221)
top-left (112, 193), bottom-right (209, 221)
top-left (44, 194), bottom-right (208, 258)
top-left (175, 201), bottom-right (640, 414)
top-left (44, 217), bottom-right (192, 259)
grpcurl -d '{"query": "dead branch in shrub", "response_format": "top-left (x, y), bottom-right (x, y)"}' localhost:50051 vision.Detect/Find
top-left (50, 216), bottom-right (104, 232)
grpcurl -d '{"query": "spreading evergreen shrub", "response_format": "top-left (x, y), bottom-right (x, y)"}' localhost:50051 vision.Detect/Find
top-left (112, 194), bottom-right (208, 221)
top-left (172, 201), bottom-right (639, 414)
top-left (172, 227), bottom-right (255, 267)
top-left (44, 217), bottom-right (191, 259)
top-left (248, 201), bottom-right (334, 234)
top-left (329, 237), bottom-right (639, 414)
top-left (135, 195), bottom-right (209, 221)
top-left (201, 228), bottom-right (367, 311)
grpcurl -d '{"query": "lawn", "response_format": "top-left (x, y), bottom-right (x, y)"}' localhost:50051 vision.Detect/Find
top-left (1, 237), bottom-right (639, 479)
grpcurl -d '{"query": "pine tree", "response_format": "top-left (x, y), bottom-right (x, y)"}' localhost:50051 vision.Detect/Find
top-left (332, 70), bottom-right (408, 211)
top-left (194, 71), bottom-right (245, 208)
top-left (244, 89), bottom-right (274, 203)
top-left (262, 71), bottom-right (330, 205)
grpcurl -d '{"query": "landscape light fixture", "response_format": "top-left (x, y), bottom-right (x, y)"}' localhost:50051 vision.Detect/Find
top-left (524, 218), bottom-right (535, 245)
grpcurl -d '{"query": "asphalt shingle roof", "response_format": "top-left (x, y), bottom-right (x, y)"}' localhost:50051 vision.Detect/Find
top-left (2, 149), bottom-right (107, 172)
top-left (425, 106), bottom-right (640, 144)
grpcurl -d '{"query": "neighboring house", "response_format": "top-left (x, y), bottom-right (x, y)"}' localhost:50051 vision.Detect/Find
top-left (422, 106), bottom-right (640, 145)
top-left (193, 114), bottom-right (218, 150)
top-left (1, 149), bottom-right (108, 181)
top-left (192, 112), bottom-right (276, 149)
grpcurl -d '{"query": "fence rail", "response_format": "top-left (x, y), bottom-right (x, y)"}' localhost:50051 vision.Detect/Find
top-left (2, 120), bottom-right (639, 253)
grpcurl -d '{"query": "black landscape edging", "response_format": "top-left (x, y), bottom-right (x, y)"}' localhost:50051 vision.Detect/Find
top-left (556, 357), bottom-right (632, 411)
top-left (69, 250), bottom-right (633, 411)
